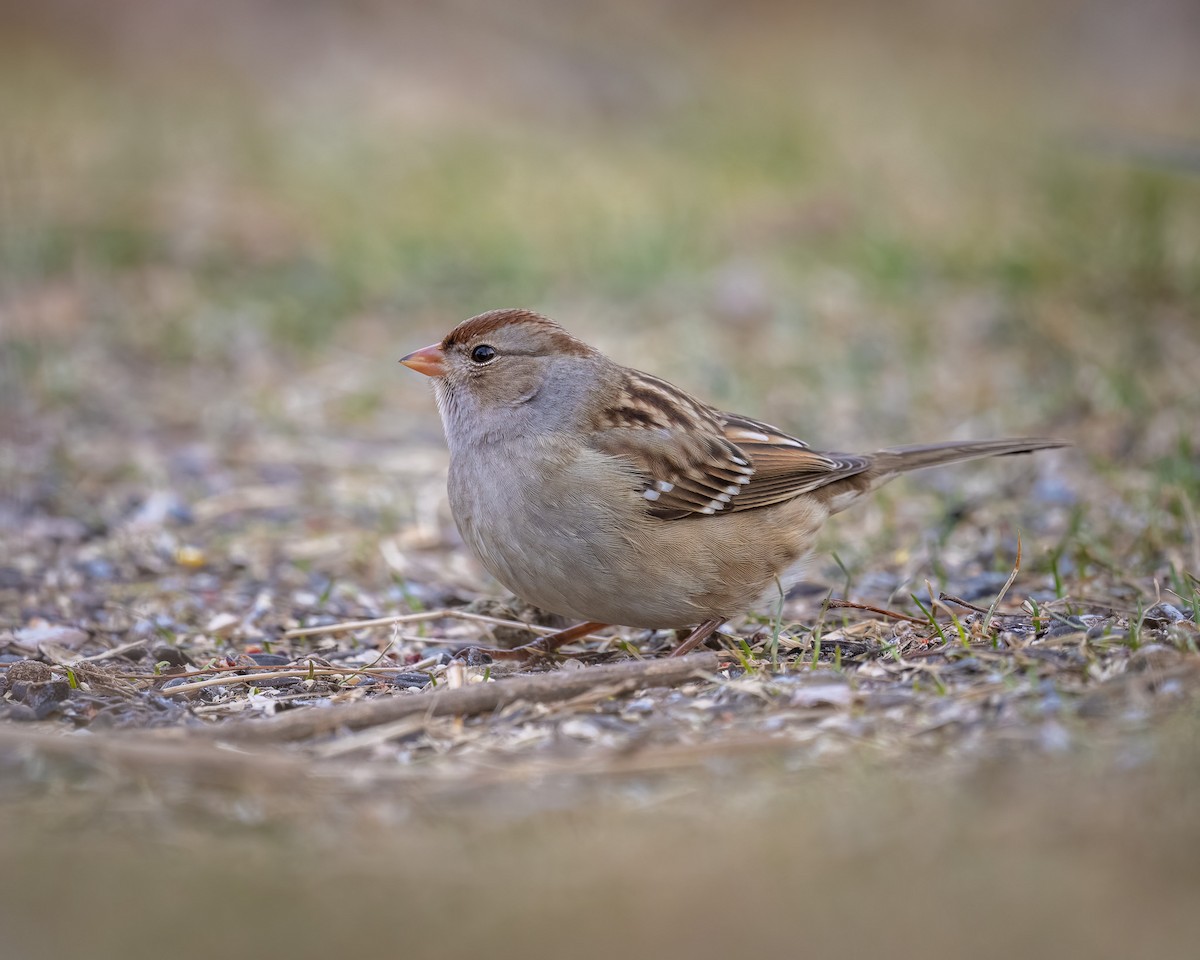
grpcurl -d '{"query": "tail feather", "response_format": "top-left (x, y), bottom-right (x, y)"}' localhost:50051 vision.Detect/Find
top-left (869, 437), bottom-right (1067, 482)
top-left (816, 437), bottom-right (1066, 515)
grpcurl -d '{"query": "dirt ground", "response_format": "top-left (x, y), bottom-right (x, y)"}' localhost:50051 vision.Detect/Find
top-left (2, 3), bottom-right (1199, 958)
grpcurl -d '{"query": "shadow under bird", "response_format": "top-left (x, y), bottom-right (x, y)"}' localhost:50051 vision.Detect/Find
top-left (401, 309), bottom-right (1066, 658)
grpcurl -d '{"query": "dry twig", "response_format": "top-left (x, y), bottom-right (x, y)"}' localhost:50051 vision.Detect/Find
top-left (154, 666), bottom-right (409, 697)
top-left (204, 652), bottom-right (722, 743)
top-left (940, 595), bottom-right (990, 614)
top-left (284, 609), bottom-right (607, 641)
top-left (825, 598), bottom-right (926, 624)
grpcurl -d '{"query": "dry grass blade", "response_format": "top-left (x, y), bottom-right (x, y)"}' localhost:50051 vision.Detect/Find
top-left (154, 666), bottom-right (410, 697)
top-left (284, 609), bottom-right (605, 640)
top-left (983, 532), bottom-right (1023, 634)
top-left (68, 639), bottom-right (153, 665)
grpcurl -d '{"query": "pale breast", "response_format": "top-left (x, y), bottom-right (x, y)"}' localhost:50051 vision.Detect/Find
top-left (446, 439), bottom-right (658, 622)
top-left (447, 438), bottom-right (831, 629)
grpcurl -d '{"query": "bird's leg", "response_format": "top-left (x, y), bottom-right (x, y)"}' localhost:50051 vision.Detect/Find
top-left (455, 621), bottom-right (609, 662)
top-left (510, 621), bottom-right (610, 658)
top-left (670, 618), bottom-right (725, 657)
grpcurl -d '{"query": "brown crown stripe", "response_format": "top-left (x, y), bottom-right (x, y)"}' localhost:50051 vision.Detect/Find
top-left (441, 309), bottom-right (593, 356)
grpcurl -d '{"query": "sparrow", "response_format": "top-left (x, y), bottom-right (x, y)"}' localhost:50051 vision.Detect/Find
top-left (401, 308), bottom-right (1065, 657)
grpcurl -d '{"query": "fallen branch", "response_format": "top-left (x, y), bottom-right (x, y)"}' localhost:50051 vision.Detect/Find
top-left (204, 652), bottom-right (721, 744)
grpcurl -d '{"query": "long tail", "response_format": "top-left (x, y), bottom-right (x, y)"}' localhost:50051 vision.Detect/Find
top-left (869, 438), bottom-right (1068, 480)
top-left (820, 437), bottom-right (1067, 515)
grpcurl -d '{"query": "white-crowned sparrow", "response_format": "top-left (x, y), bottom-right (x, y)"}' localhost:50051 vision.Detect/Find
top-left (401, 308), bottom-right (1065, 657)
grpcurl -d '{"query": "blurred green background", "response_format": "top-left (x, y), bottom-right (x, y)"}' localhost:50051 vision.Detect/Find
top-left (3, 0), bottom-right (1197, 444)
top-left (4, 0), bottom-right (1198, 594)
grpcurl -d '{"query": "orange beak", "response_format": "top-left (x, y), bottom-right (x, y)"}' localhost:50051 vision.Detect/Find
top-left (399, 343), bottom-right (447, 377)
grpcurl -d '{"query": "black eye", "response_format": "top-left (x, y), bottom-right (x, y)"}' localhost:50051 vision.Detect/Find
top-left (470, 344), bottom-right (497, 364)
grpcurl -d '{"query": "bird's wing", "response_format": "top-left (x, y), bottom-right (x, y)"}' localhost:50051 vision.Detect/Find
top-left (586, 372), bottom-right (870, 520)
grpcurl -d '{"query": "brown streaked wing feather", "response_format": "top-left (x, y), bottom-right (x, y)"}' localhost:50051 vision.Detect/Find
top-left (588, 374), bottom-right (872, 520)
top-left (719, 413), bottom-right (872, 512)
top-left (587, 372), bottom-right (756, 520)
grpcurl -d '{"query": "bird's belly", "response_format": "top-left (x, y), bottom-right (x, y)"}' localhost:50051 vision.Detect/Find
top-left (447, 448), bottom-right (713, 628)
top-left (453, 478), bottom-right (701, 627)
top-left (447, 448), bottom-right (827, 630)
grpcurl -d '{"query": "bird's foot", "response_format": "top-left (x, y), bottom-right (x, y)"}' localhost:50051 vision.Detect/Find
top-left (670, 619), bottom-right (725, 657)
top-left (454, 621), bottom-right (609, 663)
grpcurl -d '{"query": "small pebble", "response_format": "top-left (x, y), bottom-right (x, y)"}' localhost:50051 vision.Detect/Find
top-left (1044, 617), bottom-right (1088, 638)
top-left (205, 613), bottom-right (240, 636)
top-left (5, 660), bottom-right (53, 684)
top-left (248, 652), bottom-right (291, 667)
top-left (1039, 721), bottom-right (1072, 753)
top-left (175, 546), bottom-right (206, 569)
top-left (791, 684), bottom-right (853, 708)
top-left (560, 718), bottom-right (602, 740)
top-left (386, 673), bottom-right (434, 689)
top-left (10, 678), bottom-right (72, 719)
top-left (151, 645), bottom-right (190, 669)
top-left (13, 625), bottom-right (89, 652)
top-left (1143, 603), bottom-right (1185, 626)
